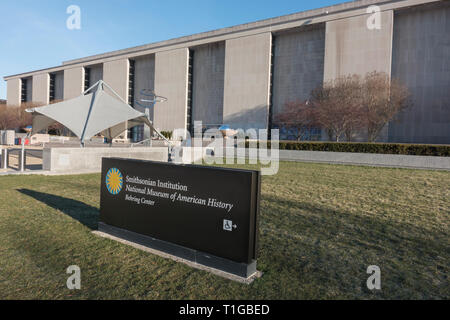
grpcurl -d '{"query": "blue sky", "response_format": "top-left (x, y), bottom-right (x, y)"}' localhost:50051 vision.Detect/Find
top-left (0, 0), bottom-right (342, 99)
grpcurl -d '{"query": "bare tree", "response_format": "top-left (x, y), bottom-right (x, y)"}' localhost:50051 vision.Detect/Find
top-left (0, 103), bottom-right (37, 131)
top-left (16, 104), bottom-right (33, 130)
top-left (0, 105), bottom-right (18, 130)
top-left (303, 72), bottom-right (411, 142)
top-left (343, 105), bottom-right (366, 142)
top-left (362, 72), bottom-right (411, 142)
top-left (273, 100), bottom-right (317, 141)
top-left (310, 75), bottom-right (365, 142)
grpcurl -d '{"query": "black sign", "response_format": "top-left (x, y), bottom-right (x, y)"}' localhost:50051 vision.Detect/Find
top-left (100, 158), bottom-right (260, 264)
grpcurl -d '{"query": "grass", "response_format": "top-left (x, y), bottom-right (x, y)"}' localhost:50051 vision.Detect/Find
top-left (0, 161), bottom-right (448, 299)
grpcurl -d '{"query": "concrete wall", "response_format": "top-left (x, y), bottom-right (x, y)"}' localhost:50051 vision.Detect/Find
top-left (324, 10), bottom-right (394, 81)
top-left (43, 147), bottom-right (168, 173)
top-left (223, 33), bottom-right (272, 130)
top-left (64, 67), bottom-right (84, 100)
top-left (53, 72), bottom-right (64, 101)
top-left (103, 59), bottom-right (129, 100)
top-left (0, 130), bottom-right (15, 145)
top-left (103, 59), bottom-right (129, 139)
top-left (32, 73), bottom-right (49, 105)
top-left (191, 42), bottom-right (225, 127)
top-left (6, 78), bottom-right (21, 106)
top-left (154, 48), bottom-right (188, 132)
top-left (272, 24), bottom-right (326, 117)
top-left (389, 4), bottom-right (450, 144)
top-left (134, 55), bottom-right (155, 115)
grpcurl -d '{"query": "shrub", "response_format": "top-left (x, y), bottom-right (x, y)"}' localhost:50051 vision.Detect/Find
top-left (160, 131), bottom-right (173, 140)
top-left (245, 141), bottom-right (450, 157)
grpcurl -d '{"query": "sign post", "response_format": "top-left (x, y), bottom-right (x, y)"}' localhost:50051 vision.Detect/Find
top-left (99, 158), bottom-right (261, 279)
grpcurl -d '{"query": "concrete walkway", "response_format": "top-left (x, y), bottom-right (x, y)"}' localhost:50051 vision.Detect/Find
top-left (216, 148), bottom-right (450, 171)
top-left (277, 150), bottom-right (450, 170)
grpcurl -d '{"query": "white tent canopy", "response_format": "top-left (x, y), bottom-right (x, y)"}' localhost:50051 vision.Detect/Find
top-left (26, 80), bottom-right (155, 145)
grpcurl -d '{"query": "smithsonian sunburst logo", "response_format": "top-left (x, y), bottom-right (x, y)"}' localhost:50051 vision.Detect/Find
top-left (106, 168), bottom-right (123, 195)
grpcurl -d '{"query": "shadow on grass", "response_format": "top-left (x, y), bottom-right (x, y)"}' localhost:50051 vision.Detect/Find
top-left (17, 189), bottom-right (99, 230)
top-left (257, 194), bottom-right (448, 299)
top-left (261, 193), bottom-right (445, 254)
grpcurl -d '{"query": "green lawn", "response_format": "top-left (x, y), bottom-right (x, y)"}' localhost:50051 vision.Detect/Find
top-left (0, 162), bottom-right (448, 299)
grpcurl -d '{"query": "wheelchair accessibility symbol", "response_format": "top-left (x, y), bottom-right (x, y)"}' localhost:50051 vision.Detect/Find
top-left (223, 219), bottom-right (237, 232)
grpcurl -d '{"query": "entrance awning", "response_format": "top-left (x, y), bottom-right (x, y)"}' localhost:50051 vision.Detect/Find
top-left (26, 80), bottom-right (154, 144)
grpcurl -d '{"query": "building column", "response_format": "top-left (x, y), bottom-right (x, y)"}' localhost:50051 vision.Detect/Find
top-left (324, 10), bottom-right (394, 80)
top-left (32, 73), bottom-right (50, 106)
top-left (154, 48), bottom-right (189, 134)
top-left (103, 59), bottom-right (129, 100)
top-left (389, 4), bottom-right (450, 144)
top-left (6, 78), bottom-right (21, 107)
top-left (103, 59), bottom-right (129, 139)
top-left (223, 32), bottom-right (272, 130)
top-left (323, 10), bottom-right (394, 141)
top-left (64, 67), bottom-right (84, 100)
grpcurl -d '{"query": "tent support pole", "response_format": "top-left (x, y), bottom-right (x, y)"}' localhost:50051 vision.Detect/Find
top-left (80, 81), bottom-right (101, 147)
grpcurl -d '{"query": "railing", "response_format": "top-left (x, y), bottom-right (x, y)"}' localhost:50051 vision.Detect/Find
top-left (0, 146), bottom-right (43, 172)
top-left (0, 147), bottom-right (26, 171)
